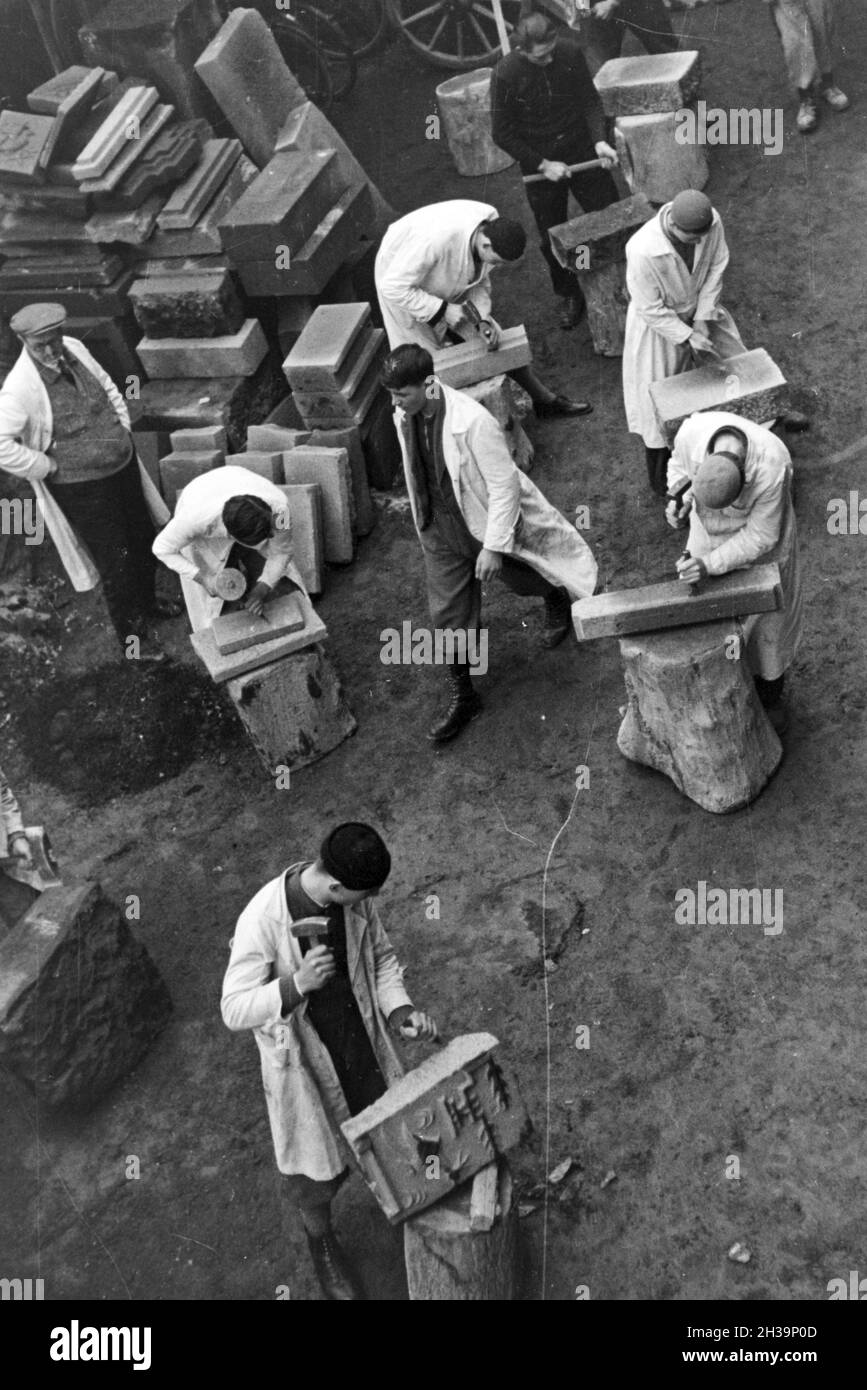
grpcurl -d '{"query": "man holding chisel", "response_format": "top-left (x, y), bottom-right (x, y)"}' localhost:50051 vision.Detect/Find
top-left (221, 823), bottom-right (437, 1300)
top-left (491, 10), bottom-right (619, 330)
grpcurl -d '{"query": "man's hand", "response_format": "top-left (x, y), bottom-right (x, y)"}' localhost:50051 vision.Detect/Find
top-left (294, 945), bottom-right (336, 995)
top-left (594, 140), bottom-right (618, 169)
top-left (243, 581), bottom-right (271, 617)
top-left (665, 494), bottom-right (692, 529)
top-left (539, 158), bottom-right (571, 182)
top-left (193, 569), bottom-right (219, 597)
top-left (676, 554), bottom-right (707, 585)
top-left (478, 316), bottom-right (501, 350)
top-left (399, 1011), bottom-right (439, 1042)
top-left (7, 832), bottom-right (33, 867)
top-left (443, 302), bottom-right (467, 328)
top-left (475, 548), bottom-right (503, 581)
top-left (592, 2), bottom-right (620, 22)
top-left (688, 328), bottom-right (718, 360)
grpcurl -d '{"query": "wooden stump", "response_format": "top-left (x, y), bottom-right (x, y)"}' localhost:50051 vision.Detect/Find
top-left (615, 109), bottom-right (709, 205)
top-left (549, 195), bottom-right (654, 358)
top-left (617, 619), bottom-right (782, 813)
top-left (435, 68), bottom-right (514, 178)
top-left (404, 1161), bottom-right (518, 1301)
top-left (227, 642), bottom-right (356, 774)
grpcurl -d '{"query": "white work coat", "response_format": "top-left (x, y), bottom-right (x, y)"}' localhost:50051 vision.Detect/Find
top-left (396, 380), bottom-right (598, 600)
top-left (220, 866), bottom-right (413, 1180)
top-left (622, 208), bottom-right (746, 448)
top-left (375, 200), bottom-right (498, 350)
top-left (0, 339), bottom-right (168, 590)
top-left (668, 411), bottom-right (803, 680)
top-left (151, 466), bottom-right (306, 632)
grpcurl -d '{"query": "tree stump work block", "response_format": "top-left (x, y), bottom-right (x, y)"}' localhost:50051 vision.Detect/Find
top-left (226, 641), bottom-right (356, 773)
top-left (404, 1159), bottom-right (518, 1301)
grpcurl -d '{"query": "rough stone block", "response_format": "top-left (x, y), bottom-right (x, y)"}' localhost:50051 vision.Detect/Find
top-left (84, 193), bottom-right (167, 247)
top-left (0, 882), bottom-right (172, 1111)
top-left (211, 589), bottom-right (306, 654)
top-left (282, 447), bottom-right (355, 563)
top-left (77, 101), bottom-right (174, 194)
top-left (0, 111), bottom-right (57, 183)
top-left (157, 138), bottom-right (242, 230)
top-left (107, 118), bottom-right (204, 209)
top-left (341, 1033), bottom-right (529, 1223)
top-left (594, 50), bottom-right (702, 118)
top-left (226, 642), bottom-right (356, 773)
top-left (190, 590), bottom-right (327, 682)
top-left (129, 268), bottom-right (245, 339)
top-left (233, 184), bottom-right (375, 298)
top-left (282, 302), bottom-right (371, 391)
top-left (279, 482), bottom-right (325, 595)
top-left (72, 86), bottom-right (159, 180)
top-left (649, 349), bottom-right (789, 442)
top-left (194, 8), bottom-right (307, 168)
top-left (169, 425), bottom-right (228, 453)
top-left (433, 325), bottom-right (532, 390)
top-left (549, 193), bottom-right (655, 271)
top-left (615, 109), bottom-right (709, 205)
top-left (159, 448), bottom-right (223, 509)
top-left (137, 318), bottom-right (268, 379)
top-left (224, 450), bottom-right (284, 482)
top-left (218, 150), bottom-right (346, 263)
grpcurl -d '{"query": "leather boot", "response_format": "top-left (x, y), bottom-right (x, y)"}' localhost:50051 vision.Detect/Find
top-left (427, 664), bottom-right (483, 743)
top-left (305, 1229), bottom-right (365, 1301)
top-left (541, 586), bottom-right (572, 648)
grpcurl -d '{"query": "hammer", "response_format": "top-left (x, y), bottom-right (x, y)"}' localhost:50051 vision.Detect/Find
top-left (522, 157), bottom-right (607, 185)
top-left (289, 915), bottom-right (331, 949)
top-left (457, 297), bottom-right (497, 349)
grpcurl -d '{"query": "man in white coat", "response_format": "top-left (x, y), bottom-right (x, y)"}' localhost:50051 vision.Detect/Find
top-left (152, 465), bottom-right (306, 632)
top-left (0, 303), bottom-right (173, 657)
top-left (221, 822), bottom-right (437, 1300)
top-left (666, 411), bottom-right (802, 734)
top-left (375, 199), bottom-right (592, 417)
top-left (382, 344), bottom-right (598, 742)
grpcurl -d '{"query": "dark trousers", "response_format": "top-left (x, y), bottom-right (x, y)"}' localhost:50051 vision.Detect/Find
top-left (645, 445), bottom-right (672, 497)
top-left (525, 165), bottom-right (619, 299)
top-left (49, 460), bottom-right (156, 641)
top-left (582, 0), bottom-right (679, 67)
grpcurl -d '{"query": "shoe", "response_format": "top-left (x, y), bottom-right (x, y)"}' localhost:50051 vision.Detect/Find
top-left (822, 85), bottom-right (849, 111)
top-left (797, 98), bottom-right (818, 132)
top-left (427, 671), bottom-right (483, 743)
top-left (541, 586), bottom-right (572, 648)
top-left (765, 703), bottom-right (789, 737)
top-left (535, 394), bottom-right (593, 418)
top-left (781, 410), bottom-right (810, 433)
top-left (558, 297), bottom-right (585, 331)
top-left (305, 1230), bottom-right (364, 1301)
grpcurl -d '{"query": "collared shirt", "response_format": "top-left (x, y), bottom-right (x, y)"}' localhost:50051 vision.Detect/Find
top-left (37, 351), bottom-right (131, 485)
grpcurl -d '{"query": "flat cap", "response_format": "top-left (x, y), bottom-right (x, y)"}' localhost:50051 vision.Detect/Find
top-left (692, 454), bottom-right (742, 509)
top-left (669, 190), bottom-right (713, 234)
top-left (9, 303), bottom-right (67, 337)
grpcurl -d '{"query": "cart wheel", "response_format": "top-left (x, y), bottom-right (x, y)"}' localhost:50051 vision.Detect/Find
top-left (387, 0), bottom-right (524, 70)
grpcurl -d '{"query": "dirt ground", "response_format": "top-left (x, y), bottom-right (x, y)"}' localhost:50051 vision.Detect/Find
top-left (2, 2), bottom-right (867, 1302)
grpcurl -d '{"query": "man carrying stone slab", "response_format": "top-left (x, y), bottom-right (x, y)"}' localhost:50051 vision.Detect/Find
top-left (382, 344), bottom-right (598, 743)
top-left (491, 10), bottom-right (619, 331)
top-left (0, 304), bottom-right (177, 661)
top-left (221, 822), bottom-right (437, 1301)
top-left (152, 465), bottom-right (307, 632)
top-left (665, 411), bottom-right (802, 734)
top-left (375, 199), bottom-right (591, 416)
top-left (763, 0), bottom-right (848, 134)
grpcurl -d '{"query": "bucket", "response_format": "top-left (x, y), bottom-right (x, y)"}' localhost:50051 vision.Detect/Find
top-left (435, 68), bottom-right (514, 178)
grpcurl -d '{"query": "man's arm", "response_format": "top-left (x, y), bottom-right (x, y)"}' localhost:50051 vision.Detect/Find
top-left (220, 907), bottom-right (287, 1032)
top-left (377, 230), bottom-right (458, 329)
top-left (468, 410), bottom-right (522, 553)
top-left (702, 471), bottom-right (788, 576)
top-left (626, 250), bottom-right (694, 344)
top-left (152, 512), bottom-right (205, 579)
top-left (693, 222), bottom-right (730, 324)
top-left (0, 391), bottom-right (54, 481)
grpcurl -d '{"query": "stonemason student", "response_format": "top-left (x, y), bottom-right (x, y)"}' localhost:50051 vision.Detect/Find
top-left (383, 344), bottom-right (598, 743)
top-left (491, 10), bottom-right (619, 330)
top-left (0, 303), bottom-right (175, 659)
top-left (763, 0), bottom-right (848, 133)
top-left (666, 411), bottom-right (803, 734)
top-left (152, 465), bottom-right (306, 632)
top-left (221, 823), bottom-right (437, 1301)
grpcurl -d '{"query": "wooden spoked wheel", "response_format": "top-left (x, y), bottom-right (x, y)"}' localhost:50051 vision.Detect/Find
top-left (387, 0), bottom-right (524, 70)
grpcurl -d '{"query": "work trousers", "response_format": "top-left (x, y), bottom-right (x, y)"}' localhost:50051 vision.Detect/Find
top-left (49, 459), bottom-right (156, 642)
top-left (525, 163), bottom-right (619, 300)
top-left (419, 495), bottom-right (556, 641)
top-left (770, 0), bottom-right (837, 91)
top-left (582, 0), bottom-right (679, 68)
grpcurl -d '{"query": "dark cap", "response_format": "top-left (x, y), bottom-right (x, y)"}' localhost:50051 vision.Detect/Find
top-left (221, 495), bottom-right (273, 545)
top-left (9, 303), bottom-right (67, 337)
top-left (669, 190), bottom-right (714, 234)
top-left (484, 217), bottom-right (527, 262)
top-left (320, 822), bottom-right (391, 892)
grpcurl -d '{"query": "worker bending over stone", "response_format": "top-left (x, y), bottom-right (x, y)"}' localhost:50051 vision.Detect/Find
top-left (152, 465), bottom-right (306, 632)
top-left (376, 198), bottom-right (591, 416)
top-left (221, 822), bottom-right (437, 1301)
top-left (666, 411), bottom-right (803, 734)
top-left (383, 344), bottom-right (598, 743)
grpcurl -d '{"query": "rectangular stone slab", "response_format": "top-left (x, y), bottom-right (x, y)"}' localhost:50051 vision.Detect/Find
top-left (137, 318), bottom-right (268, 379)
top-left (159, 448), bottom-right (224, 509)
top-left (190, 591), bottom-right (328, 682)
top-left (432, 325), bottom-right (532, 390)
top-left (233, 183), bottom-right (375, 297)
top-left (306, 427), bottom-right (374, 538)
top-left (134, 369), bottom-right (280, 448)
top-left (194, 7), bottom-right (307, 168)
top-left (286, 326), bottom-right (386, 406)
top-left (341, 1033), bottom-right (528, 1223)
top-left (291, 355), bottom-right (383, 429)
top-left (247, 424), bottom-right (311, 451)
top-left (282, 447), bottom-right (355, 563)
top-left (218, 150), bottom-right (344, 263)
top-left (210, 590), bottom-right (306, 654)
top-left (0, 271), bottom-right (135, 319)
top-left (594, 50), bottom-right (702, 117)
top-left (72, 86), bottom-right (159, 179)
top-left (141, 152), bottom-right (258, 258)
top-left (549, 193), bottom-right (655, 271)
top-left (170, 425), bottom-right (228, 453)
top-left (224, 450), bottom-right (284, 482)
top-left (0, 111), bottom-right (56, 183)
top-left (279, 482), bottom-right (325, 595)
top-left (157, 137), bottom-right (242, 230)
top-left (283, 302), bottom-right (372, 391)
top-left (571, 563), bottom-right (782, 640)
top-left (649, 349), bottom-right (789, 441)
top-left (76, 101), bottom-right (173, 194)
top-left (28, 65), bottom-right (106, 116)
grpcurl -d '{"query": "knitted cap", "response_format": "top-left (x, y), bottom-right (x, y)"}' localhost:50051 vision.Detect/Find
top-left (669, 190), bottom-right (713, 233)
top-left (222, 495), bottom-right (273, 545)
top-left (10, 303), bottom-right (66, 337)
top-left (485, 217), bottom-right (527, 262)
top-left (692, 454), bottom-right (742, 509)
top-left (320, 823), bottom-right (391, 891)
